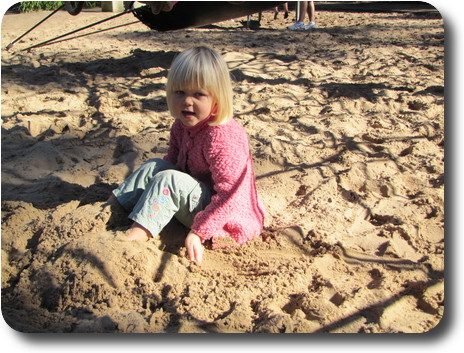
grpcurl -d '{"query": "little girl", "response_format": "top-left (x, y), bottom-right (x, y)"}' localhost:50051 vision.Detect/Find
top-left (109, 46), bottom-right (265, 264)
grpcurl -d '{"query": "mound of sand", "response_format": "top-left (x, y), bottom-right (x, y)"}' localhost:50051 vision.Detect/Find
top-left (1, 3), bottom-right (444, 333)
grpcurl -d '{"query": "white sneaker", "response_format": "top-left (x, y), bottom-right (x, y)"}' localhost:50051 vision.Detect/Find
top-left (305, 22), bottom-right (317, 30)
top-left (287, 22), bottom-right (305, 30)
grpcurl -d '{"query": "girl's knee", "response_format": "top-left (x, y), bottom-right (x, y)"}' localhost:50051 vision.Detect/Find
top-left (155, 169), bottom-right (189, 184)
top-left (137, 158), bottom-right (178, 177)
top-left (154, 170), bottom-right (202, 199)
top-left (141, 158), bottom-right (164, 169)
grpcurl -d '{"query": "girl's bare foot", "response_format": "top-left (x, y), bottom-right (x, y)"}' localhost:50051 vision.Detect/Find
top-left (126, 222), bottom-right (151, 241)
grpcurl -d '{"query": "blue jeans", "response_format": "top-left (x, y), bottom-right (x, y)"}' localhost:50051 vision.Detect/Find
top-left (112, 158), bottom-right (213, 237)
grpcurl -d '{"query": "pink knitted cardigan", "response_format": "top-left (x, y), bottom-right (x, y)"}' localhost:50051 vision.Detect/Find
top-left (163, 117), bottom-right (265, 247)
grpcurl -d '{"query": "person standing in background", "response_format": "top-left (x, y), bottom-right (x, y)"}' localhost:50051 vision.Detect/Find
top-left (287, 1), bottom-right (317, 30)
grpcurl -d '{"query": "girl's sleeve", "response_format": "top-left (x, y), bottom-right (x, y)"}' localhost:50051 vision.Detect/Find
top-left (163, 120), bottom-right (180, 164)
top-left (191, 128), bottom-right (249, 240)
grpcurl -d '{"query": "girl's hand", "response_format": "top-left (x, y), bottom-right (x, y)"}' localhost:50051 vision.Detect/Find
top-left (185, 232), bottom-right (204, 264)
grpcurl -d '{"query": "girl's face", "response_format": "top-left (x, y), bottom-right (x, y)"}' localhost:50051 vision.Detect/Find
top-left (170, 87), bottom-right (215, 128)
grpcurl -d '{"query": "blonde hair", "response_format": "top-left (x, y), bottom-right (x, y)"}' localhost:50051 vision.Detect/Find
top-left (166, 46), bottom-right (233, 126)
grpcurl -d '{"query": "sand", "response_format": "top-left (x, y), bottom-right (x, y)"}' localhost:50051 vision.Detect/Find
top-left (1, 2), bottom-right (444, 333)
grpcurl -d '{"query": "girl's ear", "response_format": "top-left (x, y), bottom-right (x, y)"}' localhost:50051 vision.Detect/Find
top-left (209, 104), bottom-right (219, 124)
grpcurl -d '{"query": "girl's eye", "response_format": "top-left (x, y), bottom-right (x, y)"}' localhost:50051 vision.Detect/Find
top-left (197, 91), bottom-right (211, 98)
top-left (173, 90), bottom-right (208, 98)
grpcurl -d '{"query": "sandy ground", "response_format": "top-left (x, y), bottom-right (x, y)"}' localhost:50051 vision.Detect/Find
top-left (1, 2), bottom-right (444, 333)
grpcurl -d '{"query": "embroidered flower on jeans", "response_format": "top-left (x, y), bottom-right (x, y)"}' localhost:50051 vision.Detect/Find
top-left (148, 192), bottom-right (170, 217)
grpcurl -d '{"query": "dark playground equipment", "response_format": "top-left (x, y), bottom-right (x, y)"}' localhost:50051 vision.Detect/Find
top-left (5, 1), bottom-right (284, 52)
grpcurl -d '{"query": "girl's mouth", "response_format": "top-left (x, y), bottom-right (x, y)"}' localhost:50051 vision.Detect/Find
top-left (182, 111), bottom-right (196, 119)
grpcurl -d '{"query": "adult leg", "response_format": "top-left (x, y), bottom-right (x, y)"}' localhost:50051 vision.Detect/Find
top-left (299, 1), bottom-right (308, 22)
top-left (288, 1), bottom-right (308, 30)
top-left (283, 2), bottom-right (289, 18)
top-left (308, 1), bottom-right (315, 22)
top-left (305, 1), bottom-right (317, 29)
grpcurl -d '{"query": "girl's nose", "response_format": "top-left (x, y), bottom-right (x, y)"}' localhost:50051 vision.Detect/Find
top-left (183, 95), bottom-right (193, 106)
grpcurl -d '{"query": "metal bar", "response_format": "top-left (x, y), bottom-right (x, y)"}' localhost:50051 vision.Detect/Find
top-left (5, 4), bottom-right (65, 51)
top-left (20, 8), bottom-right (133, 52)
top-left (43, 21), bottom-right (139, 48)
